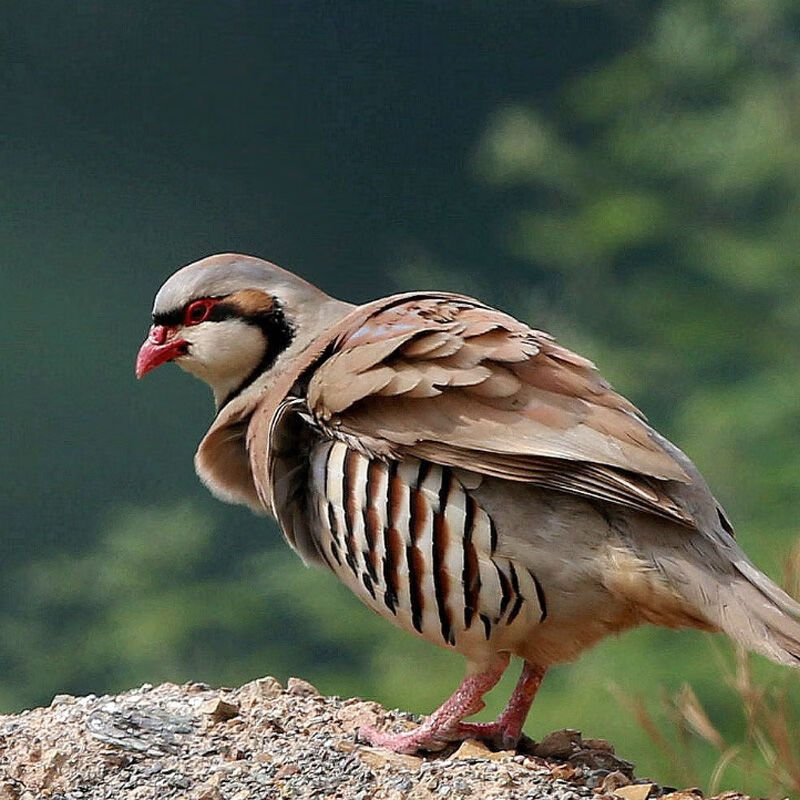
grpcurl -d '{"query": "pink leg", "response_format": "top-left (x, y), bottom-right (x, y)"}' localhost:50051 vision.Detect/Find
top-left (359, 655), bottom-right (510, 754)
top-left (457, 661), bottom-right (546, 749)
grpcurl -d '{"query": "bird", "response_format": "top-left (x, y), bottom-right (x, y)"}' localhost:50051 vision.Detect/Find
top-left (136, 253), bottom-right (800, 754)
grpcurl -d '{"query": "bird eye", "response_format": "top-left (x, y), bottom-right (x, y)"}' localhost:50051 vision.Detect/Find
top-left (184, 299), bottom-right (214, 326)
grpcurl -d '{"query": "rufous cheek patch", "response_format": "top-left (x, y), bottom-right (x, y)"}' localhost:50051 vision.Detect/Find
top-left (228, 289), bottom-right (275, 317)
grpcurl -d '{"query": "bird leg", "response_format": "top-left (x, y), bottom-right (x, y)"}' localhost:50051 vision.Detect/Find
top-left (359, 654), bottom-right (510, 754)
top-left (456, 660), bottom-right (547, 750)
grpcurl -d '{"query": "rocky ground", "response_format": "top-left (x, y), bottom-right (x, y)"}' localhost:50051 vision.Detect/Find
top-left (0, 677), bottom-right (752, 800)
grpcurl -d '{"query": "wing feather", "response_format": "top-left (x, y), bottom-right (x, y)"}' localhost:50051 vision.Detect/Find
top-left (302, 293), bottom-right (698, 528)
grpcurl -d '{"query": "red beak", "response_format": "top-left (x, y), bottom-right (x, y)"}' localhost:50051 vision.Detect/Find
top-left (135, 325), bottom-right (189, 379)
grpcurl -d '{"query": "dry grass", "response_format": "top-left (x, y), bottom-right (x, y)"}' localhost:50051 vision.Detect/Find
top-left (613, 543), bottom-right (800, 798)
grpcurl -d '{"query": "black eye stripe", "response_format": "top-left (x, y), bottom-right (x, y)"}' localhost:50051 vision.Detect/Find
top-left (150, 294), bottom-right (295, 410)
top-left (152, 298), bottom-right (232, 326)
top-left (152, 308), bottom-right (184, 326)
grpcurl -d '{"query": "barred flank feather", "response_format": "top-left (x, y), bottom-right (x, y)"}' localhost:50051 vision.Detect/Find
top-left (306, 441), bottom-right (547, 655)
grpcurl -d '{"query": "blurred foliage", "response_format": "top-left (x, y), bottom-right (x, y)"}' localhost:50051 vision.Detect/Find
top-left (2, 1), bottom-right (800, 796)
top-left (617, 650), bottom-right (800, 798)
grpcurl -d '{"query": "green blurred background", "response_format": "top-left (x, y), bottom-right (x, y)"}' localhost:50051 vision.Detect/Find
top-left (2, 1), bottom-right (800, 794)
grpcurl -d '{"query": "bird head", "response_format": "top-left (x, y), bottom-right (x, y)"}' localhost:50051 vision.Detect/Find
top-left (136, 253), bottom-right (352, 408)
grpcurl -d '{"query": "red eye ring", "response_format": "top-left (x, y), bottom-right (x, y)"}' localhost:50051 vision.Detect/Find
top-left (184, 299), bottom-right (215, 326)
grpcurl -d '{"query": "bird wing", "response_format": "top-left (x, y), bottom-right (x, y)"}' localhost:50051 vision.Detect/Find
top-left (295, 292), bottom-right (701, 528)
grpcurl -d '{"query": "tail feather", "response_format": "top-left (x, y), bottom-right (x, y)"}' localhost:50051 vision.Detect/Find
top-left (636, 536), bottom-right (800, 668)
top-left (708, 563), bottom-right (800, 668)
top-left (733, 559), bottom-right (800, 618)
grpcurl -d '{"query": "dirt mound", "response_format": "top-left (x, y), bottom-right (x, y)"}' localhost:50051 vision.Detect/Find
top-left (0, 677), bottom-right (750, 799)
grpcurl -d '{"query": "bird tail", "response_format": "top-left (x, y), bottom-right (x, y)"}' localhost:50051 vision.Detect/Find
top-left (621, 535), bottom-right (800, 668)
top-left (711, 558), bottom-right (800, 668)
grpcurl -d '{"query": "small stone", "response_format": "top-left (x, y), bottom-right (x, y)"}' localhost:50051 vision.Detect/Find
top-left (614, 783), bottom-right (654, 800)
top-left (191, 786), bottom-right (223, 800)
top-left (336, 701), bottom-right (383, 732)
top-left (586, 770), bottom-right (609, 789)
top-left (570, 749), bottom-right (635, 774)
top-left (550, 764), bottom-right (577, 781)
top-left (358, 746), bottom-right (424, 771)
top-left (450, 739), bottom-right (492, 760)
top-left (582, 737), bottom-right (614, 753)
top-left (50, 694), bottom-right (75, 708)
top-left (199, 697), bottom-right (240, 722)
top-left (601, 771), bottom-right (631, 793)
top-left (287, 677), bottom-right (319, 697)
top-left (661, 793), bottom-right (705, 800)
top-left (275, 763), bottom-right (301, 779)
top-left (238, 676), bottom-right (283, 707)
top-left (102, 749), bottom-right (131, 767)
top-left (43, 748), bottom-right (66, 767)
top-left (534, 729), bottom-right (582, 758)
top-left (206, 772), bottom-right (225, 788)
top-left (0, 782), bottom-right (20, 800)
top-left (223, 746), bottom-right (246, 761)
top-left (40, 748), bottom-right (67, 788)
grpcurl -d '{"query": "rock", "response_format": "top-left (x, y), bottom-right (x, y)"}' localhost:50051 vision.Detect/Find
top-left (39, 748), bottom-right (66, 788)
top-left (601, 771), bottom-right (632, 792)
top-left (0, 782), bottom-right (20, 800)
top-left (448, 739), bottom-right (515, 762)
top-left (549, 764), bottom-right (578, 781)
top-left (286, 676), bottom-right (319, 696)
top-left (358, 745), bottom-right (424, 771)
top-left (191, 785), bottom-right (223, 800)
top-left (275, 763), bottom-right (300, 779)
top-left (582, 737), bottom-right (614, 753)
top-left (237, 676), bottom-right (282, 707)
top-left (336, 700), bottom-right (383, 732)
top-left (533, 728), bottom-right (582, 758)
top-left (569, 748), bottom-right (635, 775)
top-left (614, 784), bottom-right (655, 800)
top-left (49, 694), bottom-right (75, 708)
top-left (450, 739), bottom-right (492, 760)
top-left (199, 697), bottom-right (240, 722)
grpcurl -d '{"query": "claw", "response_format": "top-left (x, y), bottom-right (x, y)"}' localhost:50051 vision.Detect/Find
top-left (355, 659), bottom-right (545, 756)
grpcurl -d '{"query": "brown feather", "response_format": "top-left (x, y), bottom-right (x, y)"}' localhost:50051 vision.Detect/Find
top-left (237, 291), bottom-right (696, 529)
top-left (299, 293), bottom-right (696, 528)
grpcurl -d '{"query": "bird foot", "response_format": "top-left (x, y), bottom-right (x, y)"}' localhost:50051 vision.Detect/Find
top-left (358, 722), bottom-right (458, 754)
top-left (456, 720), bottom-right (522, 751)
top-left (357, 658), bottom-right (545, 756)
top-left (358, 719), bottom-right (520, 754)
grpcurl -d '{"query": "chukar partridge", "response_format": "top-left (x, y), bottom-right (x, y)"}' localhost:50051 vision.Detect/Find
top-left (136, 253), bottom-right (800, 754)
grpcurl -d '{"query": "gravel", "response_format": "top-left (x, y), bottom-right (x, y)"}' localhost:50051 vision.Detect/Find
top-left (0, 677), bottom-right (752, 799)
